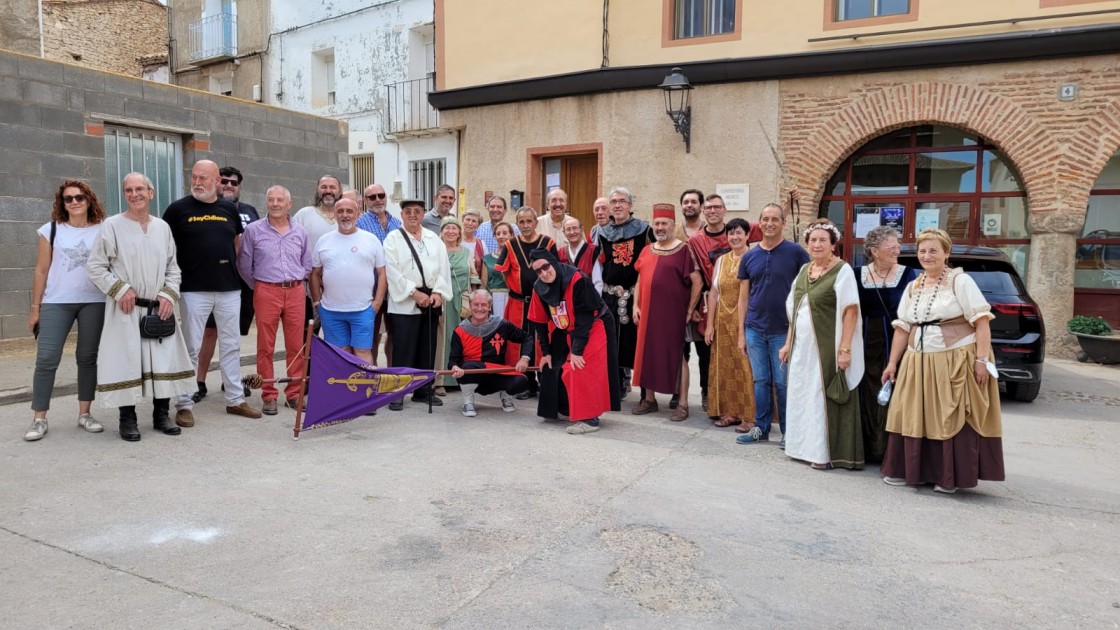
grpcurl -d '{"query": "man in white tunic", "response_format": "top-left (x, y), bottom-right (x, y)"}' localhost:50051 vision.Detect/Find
top-left (86, 173), bottom-right (195, 442)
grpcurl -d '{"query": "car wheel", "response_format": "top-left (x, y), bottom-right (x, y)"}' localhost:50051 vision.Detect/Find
top-left (1006, 381), bottom-right (1041, 402)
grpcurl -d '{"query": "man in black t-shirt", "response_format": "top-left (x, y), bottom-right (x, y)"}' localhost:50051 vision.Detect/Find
top-left (192, 166), bottom-right (260, 403)
top-left (163, 160), bottom-right (261, 425)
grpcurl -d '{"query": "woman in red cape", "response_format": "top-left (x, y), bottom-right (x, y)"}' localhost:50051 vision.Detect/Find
top-left (527, 249), bottom-right (620, 434)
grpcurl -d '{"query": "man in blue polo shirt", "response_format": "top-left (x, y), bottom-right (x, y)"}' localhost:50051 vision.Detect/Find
top-left (736, 202), bottom-right (809, 448)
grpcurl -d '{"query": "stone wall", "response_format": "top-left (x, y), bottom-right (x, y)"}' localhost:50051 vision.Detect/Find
top-left (41, 0), bottom-right (168, 77)
top-left (0, 49), bottom-right (349, 340)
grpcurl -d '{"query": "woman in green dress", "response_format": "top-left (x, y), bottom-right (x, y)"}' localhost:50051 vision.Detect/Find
top-left (780, 219), bottom-right (865, 470)
top-left (440, 217), bottom-right (472, 388)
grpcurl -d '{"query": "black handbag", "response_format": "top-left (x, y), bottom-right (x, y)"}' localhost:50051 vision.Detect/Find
top-left (136, 298), bottom-right (176, 341)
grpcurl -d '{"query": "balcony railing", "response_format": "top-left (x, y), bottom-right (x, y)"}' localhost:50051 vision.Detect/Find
top-left (189, 13), bottom-right (237, 64)
top-left (385, 76), bottom-right (441, 136)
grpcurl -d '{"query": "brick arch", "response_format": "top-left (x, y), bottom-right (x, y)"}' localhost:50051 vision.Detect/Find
top-left (1066, 98), bottom-right (1120, 206)
top-left (783, 82), bottom-right (1062, 219)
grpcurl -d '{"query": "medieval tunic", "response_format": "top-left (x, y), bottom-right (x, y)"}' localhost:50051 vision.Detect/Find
top-left (882, 268), bottom-right (1005, 488)
top-left (707, 250), bottom-right (755, 421)
top-left (597, 218), bottom-right (653, 370)
top-left (449, 316), bottom-right (532, 396)
top-left (632, 241), bottom-right (696, 395)
top-left (856, 264), bottom-right (919, 462)
top-left (528, 266), bottom-right (620, 422)
top-left (495, 235), bottom-right (556, 364)
top-left (784, 262), bottom-right (866, 469)
top-left (86, 214), bottom-right (195, 407)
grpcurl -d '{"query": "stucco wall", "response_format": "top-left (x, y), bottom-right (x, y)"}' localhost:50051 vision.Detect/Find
top-left (442, 82), bottom-right (783, 221)
top-left (42, 0), bottom-right (167, 77)
top-left (0, 0), bottom-right (42, 55)
top-left (437, 0), bottom-right (1120, 89)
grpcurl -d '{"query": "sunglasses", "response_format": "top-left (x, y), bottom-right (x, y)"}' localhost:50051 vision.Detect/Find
top-left (532, 262), bottom-right (553, 276)
top-left (62, 194), bottom-right (87, 204)
top-left (220, 178), bottom-right (241, 186)
top-left (366, 193), bottom-right (386, 200)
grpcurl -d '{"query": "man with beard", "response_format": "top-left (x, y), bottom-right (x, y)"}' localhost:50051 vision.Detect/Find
top-left (536, 188), bottom-right (573, 244)
top-left (675, 188), bottom-right (704, 241)
top-left (684, 190), bottom-right (726, 413)
top-left (475, 194), bottom-right (508, 253)
top-left (630, 204), bottom-right (702, 421)
top-left (596, 186), bottom-right (654, 398)
top-left (192, 166), bottom-right (259, 403)
top-left (495, 207), bottom-right (557, 403)
top-left (294, 175), bottom-right (342, 248)
top-left (310, 197), bottom-right (386, 366)
top-left (588, 196), bottom-right (610, 244)
top-left (736, 201), bottom-right (809, 447)
top-left (357, 182), bottom-right (401, 364)
top-left (422, 184), bottom-right (456, 233)
top-left (163, 160), bottom-right (260, 424)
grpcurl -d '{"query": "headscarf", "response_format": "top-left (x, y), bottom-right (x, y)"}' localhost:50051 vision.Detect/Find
top-left (530, 248), bottom-right (578, 306)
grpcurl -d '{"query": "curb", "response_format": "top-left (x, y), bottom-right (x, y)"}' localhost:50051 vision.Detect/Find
top-left (0, 350), bottom-right (286, 407)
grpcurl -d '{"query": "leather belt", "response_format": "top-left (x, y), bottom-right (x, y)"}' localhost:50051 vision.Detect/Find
top-left (259, 280), bottom-right (303, 289)
top-left (602, 283), bottom-right (632, 298)
top-left (602, 284), bottom-right (633, 325)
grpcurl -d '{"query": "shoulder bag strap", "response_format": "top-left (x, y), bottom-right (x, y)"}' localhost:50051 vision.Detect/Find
top-left (398, 227), bottom-right (429, 290)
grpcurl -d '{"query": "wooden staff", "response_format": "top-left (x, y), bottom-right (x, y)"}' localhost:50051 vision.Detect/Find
top-left (292, 320), bottom-right (314, 440)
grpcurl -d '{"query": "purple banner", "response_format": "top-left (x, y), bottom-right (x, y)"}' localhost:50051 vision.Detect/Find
top-left (302, 336), bottom-right (436, 431)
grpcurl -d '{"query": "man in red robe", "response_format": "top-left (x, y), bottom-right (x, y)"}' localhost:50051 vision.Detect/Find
top-left (685, 191), bottom-right (728, 414)
top-left (495, 207), bottom-right (556, 402)
top-left (558, 217), bottom-right (603, 293)
top-left (631, 203), bottom-right (703, 421)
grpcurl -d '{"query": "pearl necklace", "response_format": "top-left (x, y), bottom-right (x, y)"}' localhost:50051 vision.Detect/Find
top-left (910, 269), bottom-right (946, 323)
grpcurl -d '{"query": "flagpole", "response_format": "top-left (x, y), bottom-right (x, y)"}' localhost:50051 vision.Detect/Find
top-left (292, 319), bottom-right (315, 440)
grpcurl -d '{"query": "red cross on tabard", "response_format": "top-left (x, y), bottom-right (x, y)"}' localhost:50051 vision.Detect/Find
top-left (489, 333), bottom-right (504, 354)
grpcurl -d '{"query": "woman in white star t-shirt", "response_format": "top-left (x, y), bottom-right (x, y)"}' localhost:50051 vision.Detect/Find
top-left (23, 180), bottom-right (107, 442)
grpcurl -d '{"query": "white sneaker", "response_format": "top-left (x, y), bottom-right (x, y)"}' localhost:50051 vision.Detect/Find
top-left (23, 419), bottom-right (48, 441)
top-left (883, 477), bottom-right (907, 486)
top-left (933, 485), bottom-right (958, 494)
top-left (566, 421), bottom-right (600, 435)
top-left (461, 393), bottom-right (477, 417)
top-left (78, 413), bottom-right (104, 433)
top-left (500, 392), bottom-right (516, 413)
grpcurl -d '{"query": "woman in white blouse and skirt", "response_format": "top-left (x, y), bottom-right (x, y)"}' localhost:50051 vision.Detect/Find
top-left (881, 228), bottom-right (1004, 493)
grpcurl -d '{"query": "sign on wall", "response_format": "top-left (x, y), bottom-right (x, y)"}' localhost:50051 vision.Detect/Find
top-left (715, 183), bottom-right (750, 211)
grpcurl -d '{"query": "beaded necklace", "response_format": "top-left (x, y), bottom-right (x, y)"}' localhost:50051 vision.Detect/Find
top-left (910, 268), bottom-right (946, 323)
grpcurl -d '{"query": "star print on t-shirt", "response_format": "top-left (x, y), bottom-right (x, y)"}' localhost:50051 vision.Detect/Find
top-left (62, 240), bottom-right (91, 272)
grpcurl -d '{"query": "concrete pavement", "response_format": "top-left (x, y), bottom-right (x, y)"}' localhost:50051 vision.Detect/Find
top-left (1, 340), bottom-right (1119, 628)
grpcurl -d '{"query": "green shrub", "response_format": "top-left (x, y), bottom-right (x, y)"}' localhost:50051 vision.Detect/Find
top-left (1067, 315), bottom-right (1113, 336)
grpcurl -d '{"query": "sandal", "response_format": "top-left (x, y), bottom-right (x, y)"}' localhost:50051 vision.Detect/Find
top-left (735, 422), bottom-right (755, 433)
top-left (670, 406), bottom-right (689, 422)
top-left (713, 416), bottom-right (741, 428)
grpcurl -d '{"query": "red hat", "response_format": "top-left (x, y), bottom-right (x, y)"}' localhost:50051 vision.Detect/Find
top-left (652, 203), bottom-right (675, 220)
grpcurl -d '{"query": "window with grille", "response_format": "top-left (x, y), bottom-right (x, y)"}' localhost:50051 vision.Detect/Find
top-left (673, 0), bottom-right (735, 39)
top-left (351, 155), bottom-right (375, 194)
top-left (409, 158), bottom-right (446, 208)
top-left (103, 126), bottom-right (183, 216)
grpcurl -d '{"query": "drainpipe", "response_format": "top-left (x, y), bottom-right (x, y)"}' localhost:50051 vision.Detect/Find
top-left (38, 0), bottom-right (45, 57)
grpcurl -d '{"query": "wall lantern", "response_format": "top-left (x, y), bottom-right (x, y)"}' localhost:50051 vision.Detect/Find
top-left (658, 67), bottom-right (693, 153)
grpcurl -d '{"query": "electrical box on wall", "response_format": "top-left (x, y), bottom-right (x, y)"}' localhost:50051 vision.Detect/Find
top-left (252, 84), bottom-right (262, 102)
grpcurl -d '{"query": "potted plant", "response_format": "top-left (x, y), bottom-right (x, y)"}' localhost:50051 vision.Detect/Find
top-left (1068, 315), bottom-right (1120, 365)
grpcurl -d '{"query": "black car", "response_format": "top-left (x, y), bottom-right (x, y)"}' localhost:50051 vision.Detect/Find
top-left (897, 245), bottom-right (1045, 402)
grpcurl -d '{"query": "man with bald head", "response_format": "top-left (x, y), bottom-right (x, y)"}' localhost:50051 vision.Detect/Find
top-left (237, 186), bottom-right (312, 414)
top-left (537, 188), bottom-right (573, 244)
top-left (163, 160), bottom-right (261, 423)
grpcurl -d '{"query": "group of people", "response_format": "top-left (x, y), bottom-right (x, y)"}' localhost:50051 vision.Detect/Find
top-left (24, 167), bottom-right (1005, 493)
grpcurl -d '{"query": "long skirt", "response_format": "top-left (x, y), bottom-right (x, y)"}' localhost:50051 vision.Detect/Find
top-left (561, 313), bottom-right (620, 421)
top-left (882, 343), bottom-right (1005, 488)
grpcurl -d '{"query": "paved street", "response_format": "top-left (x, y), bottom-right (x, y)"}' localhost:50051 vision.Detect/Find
top-left (1, 352), bottom-right (1118, 629)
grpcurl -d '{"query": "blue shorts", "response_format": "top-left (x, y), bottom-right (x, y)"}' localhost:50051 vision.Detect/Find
top-left (319, 306), bottom-right (374, 350)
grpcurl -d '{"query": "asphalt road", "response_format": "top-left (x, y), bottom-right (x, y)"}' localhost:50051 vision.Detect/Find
top-left (2, 358), bottom-right (1118, 629)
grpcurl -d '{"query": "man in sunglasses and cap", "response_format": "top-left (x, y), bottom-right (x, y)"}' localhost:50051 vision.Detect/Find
top-left (357, 183), bottom-right (402, 364)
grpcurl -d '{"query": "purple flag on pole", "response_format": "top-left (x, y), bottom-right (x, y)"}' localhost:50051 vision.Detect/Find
top-left (302, 336), bottom-right (436, 431)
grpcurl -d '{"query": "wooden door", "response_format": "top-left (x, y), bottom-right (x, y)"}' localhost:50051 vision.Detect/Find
top-left (560, 155), bottom-right (598, 230)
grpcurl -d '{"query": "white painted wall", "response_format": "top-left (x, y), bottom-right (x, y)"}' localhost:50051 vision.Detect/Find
top-left (267, 0), bottom-right (457, 211)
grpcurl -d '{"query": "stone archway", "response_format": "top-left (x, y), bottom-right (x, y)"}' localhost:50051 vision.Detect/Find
top-left (780, 81), bottom-right (1080, 352)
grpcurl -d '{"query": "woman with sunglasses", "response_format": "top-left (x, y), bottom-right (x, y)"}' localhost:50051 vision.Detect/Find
top-left (24, 180), bottom-right (107, 441)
